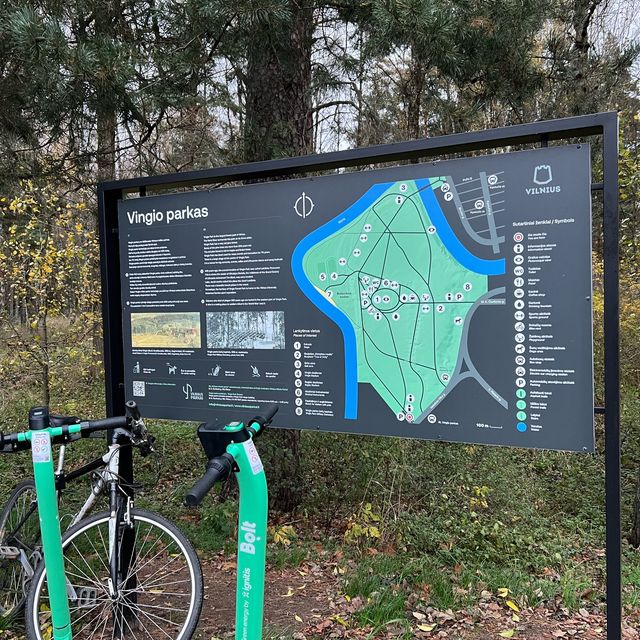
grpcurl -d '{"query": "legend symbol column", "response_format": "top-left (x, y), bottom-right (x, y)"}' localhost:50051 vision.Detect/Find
top-left (293, 341), bottom-right (304, 416)
top-left (513, 232), bottom-right (527, 433)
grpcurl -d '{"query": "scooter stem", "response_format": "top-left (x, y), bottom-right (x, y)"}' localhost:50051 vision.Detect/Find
top-left (31, 430), bottom-right (72, 640)
top-left (228, 438), bottom-right (268, 640)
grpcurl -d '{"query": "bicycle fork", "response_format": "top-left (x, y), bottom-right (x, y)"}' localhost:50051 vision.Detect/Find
top-left (104, 445), bottom-right (137, 637)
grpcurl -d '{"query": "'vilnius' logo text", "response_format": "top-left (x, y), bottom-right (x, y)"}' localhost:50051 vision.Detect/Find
top-left (526, 164), bottom-right (561, 195)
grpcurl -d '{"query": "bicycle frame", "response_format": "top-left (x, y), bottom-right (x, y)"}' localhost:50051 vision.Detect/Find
top-left (56, 443), bottom-right (120, 528)
top-left (0, 442), bottom-right (122, 608)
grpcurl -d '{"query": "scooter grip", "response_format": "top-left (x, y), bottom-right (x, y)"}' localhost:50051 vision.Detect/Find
top-left (262, 404), bottom-right (279, 423)
top-left (185, 456), bottom-right (232, 507)
top-left (246, 404), bottom-right (279, 438)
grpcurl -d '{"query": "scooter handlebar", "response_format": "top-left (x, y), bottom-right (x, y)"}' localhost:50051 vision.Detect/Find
top-left (247, 404), bottom-right (279, 436)
top-left (185, 455), bottom-right (233, 507)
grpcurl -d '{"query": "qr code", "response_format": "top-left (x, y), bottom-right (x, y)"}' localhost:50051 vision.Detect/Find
top-left (132, 381), bottom-right (145, 397)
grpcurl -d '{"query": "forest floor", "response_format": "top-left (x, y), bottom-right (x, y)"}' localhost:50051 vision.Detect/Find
top-left (197, 553), bottom-right (640, 640)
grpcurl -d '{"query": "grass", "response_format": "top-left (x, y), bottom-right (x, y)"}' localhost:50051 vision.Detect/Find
top-left (338, 546), bottom-right (615, 634)
top-left (269, 545), bottom-right (308, 569)
top-left (355, 590), bottom-right (409, 636)
top-left (263, 627), bottom-right (296, 640)
top-left (624, 560), bottom-right (640, 608)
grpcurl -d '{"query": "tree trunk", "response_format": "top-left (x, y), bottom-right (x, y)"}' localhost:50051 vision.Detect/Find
top-left (97, 107), bottom-right (117, 182)
top-left (242, 0), bottom-right (314, 512)
top-left (93, 101), bottom-right (116, 367)
top-left (405, 48), bottom-right (425, 140)
top-left (243, 1), bottom-right (314, 162)
top-left (94, 0), bottom-right (118, 181)
top-left (39, 312), bottom-right (51, 406)
top-left (92, 0), bottom-right (119, 371)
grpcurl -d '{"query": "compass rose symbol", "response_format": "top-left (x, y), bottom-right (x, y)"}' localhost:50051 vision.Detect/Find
top-left (294, 192), bottom-right (314, 218)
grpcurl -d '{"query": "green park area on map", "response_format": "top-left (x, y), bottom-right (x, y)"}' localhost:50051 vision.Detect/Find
top-left (301, 179), bottom-right (488, 423)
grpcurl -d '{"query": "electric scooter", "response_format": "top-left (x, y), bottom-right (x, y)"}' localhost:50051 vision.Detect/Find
top-left (185, 404), bottom-right (278, 640)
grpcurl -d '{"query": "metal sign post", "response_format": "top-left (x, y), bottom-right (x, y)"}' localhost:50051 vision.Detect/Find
top-left (98, 112), bottom-right (621, 638)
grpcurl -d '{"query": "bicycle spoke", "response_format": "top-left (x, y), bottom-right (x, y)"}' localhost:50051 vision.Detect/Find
top-left (132, 553), bottom-right (184, 590)
top-left (68, 599), bottom-right (109, 629)
top-left (118, 520), bottom-right (152, 587)
top-left (121, 580), bottom-right (194, 597)
top-left (32, 512), bottom-right (199, 640)
top-left (67, 597), bottom-right (110, 613)
top-left (134, 602), bottom-right (189, 613)
top-left (121, 605), bottom-right (142, 640)
top-left (68, 539), bottom-right (106, 588)
top-left (63, 570), bottom-right (107, 592)
top-left (125, 601), bottom-right (182, 627)
top-left (125, 602), bottom-right (177, 639)
top-left (133, 565), bottom-right (191, 593)
top-left (96, 604), bottom-right (112, 640)
top-left (121, 524), bottom-right (169, 585)
top-left (125, 540), bottom-right (178, 586)
top-left (79, 527), bottom-right (111, 577)
top-left (110, 604), bottom-right (118, 640)
top-left (122, 602), bottom-right (156, 640)
top-left (63, 555), bottom-right (109, 593)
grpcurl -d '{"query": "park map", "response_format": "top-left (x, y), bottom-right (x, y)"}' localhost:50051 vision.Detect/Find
top-left (296, 177), bottom-right (506, 424)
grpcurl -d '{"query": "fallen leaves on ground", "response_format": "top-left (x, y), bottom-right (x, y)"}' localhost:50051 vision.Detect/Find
top-left (195, 551), bottom-right (639, 640)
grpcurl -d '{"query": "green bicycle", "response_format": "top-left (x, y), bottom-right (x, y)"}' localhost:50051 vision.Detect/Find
top-left (186, 404), bottom-right (278, 640)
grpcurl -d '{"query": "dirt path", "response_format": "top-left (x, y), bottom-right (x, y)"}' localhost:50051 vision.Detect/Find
top-left (196, 556), bottom-right (336, 637)
top-left (195, 554), bottom-right (639, 639)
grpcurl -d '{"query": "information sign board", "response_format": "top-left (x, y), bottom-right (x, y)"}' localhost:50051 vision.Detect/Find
top-left (118, 145), bottom-right (594, 451)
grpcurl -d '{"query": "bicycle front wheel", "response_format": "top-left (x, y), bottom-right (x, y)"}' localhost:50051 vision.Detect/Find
top-left (26, 508), bottom-right (203, 640)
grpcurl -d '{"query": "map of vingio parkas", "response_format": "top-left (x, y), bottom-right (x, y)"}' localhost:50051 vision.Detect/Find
top-left (294, 177), bottom-right (505, 424)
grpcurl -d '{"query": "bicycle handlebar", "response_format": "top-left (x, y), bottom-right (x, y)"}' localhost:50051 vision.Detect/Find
top-left (0, 401), bottom-right (144, 453)
top-left (83, 416), bottom-right (128, 431)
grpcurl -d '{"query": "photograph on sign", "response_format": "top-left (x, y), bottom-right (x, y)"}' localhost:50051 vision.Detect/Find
top-left (131, 312), bottom-right (202, 348)
top-left (118, 145), bottom-right (594, 451)
top-left (205, 311), bottom-right (286, 350)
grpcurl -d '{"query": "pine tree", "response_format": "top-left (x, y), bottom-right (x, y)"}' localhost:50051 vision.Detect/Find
top-left (1, 0), bottom-right (235, 183)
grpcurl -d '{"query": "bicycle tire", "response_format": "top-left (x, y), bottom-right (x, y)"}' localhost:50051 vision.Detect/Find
top-left (0, 479), bottom-right (41, 619)
top-left (26, 508), bottom-right (203, 640)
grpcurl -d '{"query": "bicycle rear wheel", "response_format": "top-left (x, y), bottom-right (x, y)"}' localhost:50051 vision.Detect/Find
top-left (26, 508), bottom-right (203, 640)
top-left (0, 479), bottom-right (41, 619)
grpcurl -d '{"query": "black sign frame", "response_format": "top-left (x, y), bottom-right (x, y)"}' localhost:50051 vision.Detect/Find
top-left (98, 112), bottom-right (621, 638)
